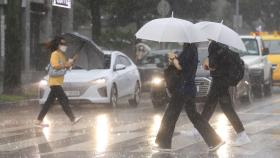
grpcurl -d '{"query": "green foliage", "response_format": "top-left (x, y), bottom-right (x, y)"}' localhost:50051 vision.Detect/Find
top-left (227, 0), bottom-right (280, 31)
top-left (168, 0), bottom-right (214, 22)
top-left (0, 95), bottom-right (27, 103)
top-left (75, 0), bottom-right (217, 53)
top-left (103, 0), bottom-right (159, 29)
top-left (73, 0), bottom-right (91, 30)
top-left (100, 28), bottom-right (134, 50)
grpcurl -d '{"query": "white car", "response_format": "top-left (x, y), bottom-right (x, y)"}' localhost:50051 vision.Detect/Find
top-left (240, 35), bottom-right (272, 97)
top-left (39, 51), bottom-right (141, 107)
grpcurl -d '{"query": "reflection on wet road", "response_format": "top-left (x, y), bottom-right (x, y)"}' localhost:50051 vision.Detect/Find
top-left (0, 90), bottom-right (280, 158)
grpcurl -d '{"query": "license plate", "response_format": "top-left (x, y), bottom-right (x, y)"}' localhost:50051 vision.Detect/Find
top-left (65, 91), bottom-right (80, 96)
top-left (197, 86), bottom-right (200, 92)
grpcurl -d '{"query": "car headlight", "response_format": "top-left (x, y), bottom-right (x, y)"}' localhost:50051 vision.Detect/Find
top-left (39, 80), bottom-right (48, 87)
top-left (151, 77), bottom-right (164, 85)
top-left (91, 78), bottom-right (106, 85)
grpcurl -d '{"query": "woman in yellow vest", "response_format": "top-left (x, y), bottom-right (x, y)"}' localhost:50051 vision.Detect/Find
top-left (35, 36), bottom-right (82, 127)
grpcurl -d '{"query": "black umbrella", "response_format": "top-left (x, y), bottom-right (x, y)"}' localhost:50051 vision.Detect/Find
top-left (62, 32), bottom-right (104, 70)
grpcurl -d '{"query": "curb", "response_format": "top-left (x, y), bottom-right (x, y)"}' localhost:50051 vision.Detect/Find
top-left (0, 99), bottom-right (39, 107)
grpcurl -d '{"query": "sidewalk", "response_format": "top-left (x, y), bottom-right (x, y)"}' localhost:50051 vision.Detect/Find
top-left (0, 99), bottom-right (38, 107)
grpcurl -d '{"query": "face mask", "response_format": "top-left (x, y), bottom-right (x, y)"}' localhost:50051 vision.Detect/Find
top-left (59, 45), bottom-right (67, 52)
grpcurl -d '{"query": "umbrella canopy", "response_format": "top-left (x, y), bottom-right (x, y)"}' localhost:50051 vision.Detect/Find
top-left (135, 17), bottom-right (207, 43)
top-left (195, 21), bottom-right (246, 51)
top-left (62, 32), bottom-right (104, 70)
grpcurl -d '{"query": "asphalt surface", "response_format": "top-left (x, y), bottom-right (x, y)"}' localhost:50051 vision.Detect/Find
top-left (0, 89), bottom-right (280, 158)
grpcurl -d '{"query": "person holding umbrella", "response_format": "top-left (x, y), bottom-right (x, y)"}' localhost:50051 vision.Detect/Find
top-left (35, 36), bottom-right (82, 127)
top-left (202, 41), bottom-right (251, 146)
top-left (155, 43), bottom-right (225, 152)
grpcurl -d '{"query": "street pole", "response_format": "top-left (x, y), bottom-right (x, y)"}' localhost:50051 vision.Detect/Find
top-left (236, 0), bottom-right (239, 16)
top-left (0, 0), bottom-right (6, 73)
top-left (233, 0), bottom-right (242, 32)
top-left (62, 1), bottom-right (73, 33)
top-left (0, 5), bottom-right (4, 72)
top-left (40, 0), bottom-right (52, 42)
top-left (23, 0), bottom-right (30, 72)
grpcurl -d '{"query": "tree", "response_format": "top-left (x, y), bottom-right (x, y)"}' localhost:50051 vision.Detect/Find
top-left (104, 0), bottom-right (158, 30)
top-left (168, 0), bottom-right (214, 22)
top-left (89, 0), bottom-right (102, 43)
top-left (3, 0), bottom-right (23, 94)
top-left (227, 0), bottom-right (280, 31)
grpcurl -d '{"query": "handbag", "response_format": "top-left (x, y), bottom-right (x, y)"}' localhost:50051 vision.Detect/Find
top-left (164, 64), bottom-right (181, 94)
top-left (45, 64), bottom-right (67, 77)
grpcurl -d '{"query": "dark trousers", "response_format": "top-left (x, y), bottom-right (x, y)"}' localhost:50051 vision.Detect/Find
top-left (201, 78), bottom-right (245, 133)
top-left (37, 85), bottom-right (75, 122)
top-left (155, 93), bottom-right (222, 148)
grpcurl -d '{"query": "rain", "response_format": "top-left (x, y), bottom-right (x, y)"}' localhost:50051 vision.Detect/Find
top-left (1, 0), bottom-right (280, 158)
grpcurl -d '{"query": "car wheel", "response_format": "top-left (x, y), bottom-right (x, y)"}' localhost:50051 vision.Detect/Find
top-left (110, 84), bottom-right (118, 108)
top-left (128, 82), bottom-right (141, 107)
top-left (240, 85), bottom-right (253, 105)
top-left (264, 76), bottom-right (272, 97)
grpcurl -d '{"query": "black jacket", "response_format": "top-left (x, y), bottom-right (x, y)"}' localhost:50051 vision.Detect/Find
top-left (208, 42), bottom-right (231, 85)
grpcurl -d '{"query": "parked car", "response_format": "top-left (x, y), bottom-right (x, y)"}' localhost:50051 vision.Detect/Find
top-left (240, 35), bottom-right (272, 97)
top-left (137, 46), bottom-right (252, 108)
top-left (39, 51), bottom-right (141, 108)
top-left (249, 32), bottom-right (280, 86)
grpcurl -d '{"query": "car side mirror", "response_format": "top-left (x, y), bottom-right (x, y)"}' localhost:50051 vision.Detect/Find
top-left (263, 47), bottom-right (270, 55)
top-left (114, 64), bottom-right (126, 71)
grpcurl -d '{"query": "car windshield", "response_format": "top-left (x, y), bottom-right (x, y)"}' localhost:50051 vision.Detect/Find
top-left (264, 40), bottom-right (280, 54)
top-left (138, 47), bottom-right (209, 66)
top-left (103, 54), bottom-right (111, 69)
top-left (137, 51), bottom-right (168, 66)
top-left (242, 38), bottom-right (259, 55)
top-left (72, 54), bottom-right (111, 70)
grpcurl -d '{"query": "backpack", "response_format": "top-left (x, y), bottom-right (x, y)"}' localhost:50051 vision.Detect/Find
top-left (226, 49), bottom-right (245, 86)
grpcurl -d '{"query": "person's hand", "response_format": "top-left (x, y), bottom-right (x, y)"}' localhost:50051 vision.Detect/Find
top-left (203, 63), bottom-right (209, 70)
top-left (64, 63), bottom-right (72, 69)
top-left (168, 52), bottom-right (176, 59)
top-left (168, 52), bottom-right (176, 64)
top-left (68, 58), bottom-right (74, 64)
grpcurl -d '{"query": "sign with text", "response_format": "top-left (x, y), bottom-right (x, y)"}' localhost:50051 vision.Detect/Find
top-left (52, 0), bottom-right (71, 9)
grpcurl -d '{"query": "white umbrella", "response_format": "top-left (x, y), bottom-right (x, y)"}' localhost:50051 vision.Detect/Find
top-left (195, 21), bottom-right (246, 51)
top-left (135, 17), bottom-right (207, 43)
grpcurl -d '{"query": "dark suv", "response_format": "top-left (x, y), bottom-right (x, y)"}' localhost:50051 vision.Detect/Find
top-left (137, 47), bottom-right (253, 108)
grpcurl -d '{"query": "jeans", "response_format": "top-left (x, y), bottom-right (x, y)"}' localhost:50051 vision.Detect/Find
top-left (156, 93), bottom-right (222, 148)
top-left (201, 78), bottom-right (245, 133)
top-left (37, 85), bottom-right (75, 122)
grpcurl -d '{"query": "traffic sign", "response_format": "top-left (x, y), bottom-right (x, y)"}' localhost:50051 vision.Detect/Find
top-left (52, 0), bottom-right (71, 9)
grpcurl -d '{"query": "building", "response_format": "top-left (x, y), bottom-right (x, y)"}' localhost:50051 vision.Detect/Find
top-left (0, 0), bottom-right (74, 85)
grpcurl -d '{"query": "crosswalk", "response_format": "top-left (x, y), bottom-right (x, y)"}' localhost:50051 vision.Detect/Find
top-left (0, 97), bottom-right (280, 158)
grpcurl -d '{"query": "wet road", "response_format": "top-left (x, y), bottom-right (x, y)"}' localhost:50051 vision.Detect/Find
top-left (0, 89), bottom-right (280, 158)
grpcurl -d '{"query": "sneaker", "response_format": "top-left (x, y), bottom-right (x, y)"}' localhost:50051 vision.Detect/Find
top-left (209, 141), bottom-right (225, 152)
top-left (231, 131), bottom-right (251, 146)
top-left (34, 120), bottom-right (49, 128)
top-left (72, 116), bottom-right (82, 125)
top-left (153, 145), bottom-right (173, 152)
top-left (153, 141), bottom-right (172, 152)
